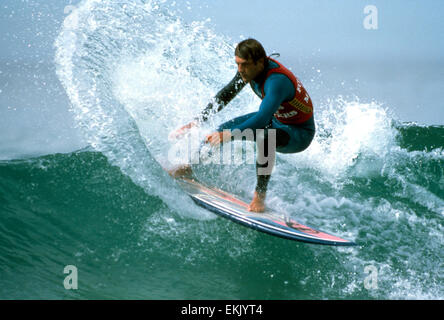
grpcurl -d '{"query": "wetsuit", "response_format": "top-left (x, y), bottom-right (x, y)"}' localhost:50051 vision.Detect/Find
top-left (198, 58), bottom-right (315, 194)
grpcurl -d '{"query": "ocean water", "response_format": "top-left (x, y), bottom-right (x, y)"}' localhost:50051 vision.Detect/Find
top-left (0, 0), bottom-right (443, 299)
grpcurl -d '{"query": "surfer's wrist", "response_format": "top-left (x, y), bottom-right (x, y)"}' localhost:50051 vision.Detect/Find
top-left (189, 119), bottom-right (199, 128)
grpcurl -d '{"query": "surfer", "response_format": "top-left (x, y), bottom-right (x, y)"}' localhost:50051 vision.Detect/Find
top-left (170, 38), bottom-right (315, 212)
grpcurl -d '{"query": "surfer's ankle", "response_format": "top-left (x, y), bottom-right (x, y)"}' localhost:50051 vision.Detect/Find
top-left (248, 192), bottom-right (266, 212)
top-left (254, 191), bottom-right (266, 200)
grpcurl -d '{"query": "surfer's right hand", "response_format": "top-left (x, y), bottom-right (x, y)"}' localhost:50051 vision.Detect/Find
top-left (169, 120), bottom-right (198, 140)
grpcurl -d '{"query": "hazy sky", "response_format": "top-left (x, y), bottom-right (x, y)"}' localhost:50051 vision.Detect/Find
top-left (1, 0), bottom-right (443, 61)
top-left (177, 0), bottom-right (444, 61)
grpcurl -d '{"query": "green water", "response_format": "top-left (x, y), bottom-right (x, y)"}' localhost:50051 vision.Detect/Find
top-left (1, 123), bottom-right (443, 299)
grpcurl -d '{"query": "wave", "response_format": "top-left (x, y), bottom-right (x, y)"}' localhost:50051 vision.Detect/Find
top-left (44, 0), bottom-right (444, 299)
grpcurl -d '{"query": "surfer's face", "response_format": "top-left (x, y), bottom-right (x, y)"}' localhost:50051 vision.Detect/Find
top-left (235, 56), bottom-right (264, 83)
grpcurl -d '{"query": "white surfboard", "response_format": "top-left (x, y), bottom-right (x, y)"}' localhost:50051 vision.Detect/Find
top-left (175, 176), bottom-right (356, 246)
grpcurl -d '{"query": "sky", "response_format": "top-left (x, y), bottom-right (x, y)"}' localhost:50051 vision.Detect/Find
top-left (1, 0), bottom-right (443, 62)
top-left (177, 0), bottom-right (444, 62)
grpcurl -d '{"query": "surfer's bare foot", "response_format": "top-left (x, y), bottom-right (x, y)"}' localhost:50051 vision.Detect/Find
top-left (248, 191), bottom-right (266, 213)
top-left (168, 164), bottom-right (193, 178)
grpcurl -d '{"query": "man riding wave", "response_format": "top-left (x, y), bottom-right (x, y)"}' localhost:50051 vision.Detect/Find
top-left (170, 39), bottom-right (315, 212)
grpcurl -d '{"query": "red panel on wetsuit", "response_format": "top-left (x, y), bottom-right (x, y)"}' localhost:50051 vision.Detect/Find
top-left (261, 58), bottom-right (313, 125)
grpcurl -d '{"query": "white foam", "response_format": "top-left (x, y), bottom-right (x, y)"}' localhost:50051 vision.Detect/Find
top-left (54, 0), bottom-right (226, 219)
top-left (284, 97), bottom-right (397, 179)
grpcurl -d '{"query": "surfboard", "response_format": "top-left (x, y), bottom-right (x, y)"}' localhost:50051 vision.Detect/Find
top-left (175, 176), bottom-right (356, 246)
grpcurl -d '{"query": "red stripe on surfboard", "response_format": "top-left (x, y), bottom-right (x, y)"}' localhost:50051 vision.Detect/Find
top-left (272, 220), bottom-right (349, 242)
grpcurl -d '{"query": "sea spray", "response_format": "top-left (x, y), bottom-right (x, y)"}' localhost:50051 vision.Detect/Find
top-left (51, 0), bottom-right (444, 299)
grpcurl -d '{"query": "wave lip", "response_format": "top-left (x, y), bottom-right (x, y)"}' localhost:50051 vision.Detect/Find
top-left (54, 0), bottom-right (235, 218)
top-left (52, 0), bottom-right (444, 299)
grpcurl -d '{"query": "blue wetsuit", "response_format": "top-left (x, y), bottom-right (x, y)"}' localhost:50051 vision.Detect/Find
top-left (198, 58), bottom-right (315, 193)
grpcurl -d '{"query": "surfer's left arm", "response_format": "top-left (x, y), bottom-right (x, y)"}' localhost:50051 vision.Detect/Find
top-left (206, 74), bottom-right (292, 146)
top-left (197, 72), bottom-right (246, 123)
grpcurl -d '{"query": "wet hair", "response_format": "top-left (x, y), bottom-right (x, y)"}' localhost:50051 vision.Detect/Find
top-left (235, 38), bottom-right (267, 64)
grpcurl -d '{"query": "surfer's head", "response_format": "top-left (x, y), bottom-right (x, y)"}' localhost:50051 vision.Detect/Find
top-left (235, 38), bottom-right (266, 83)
